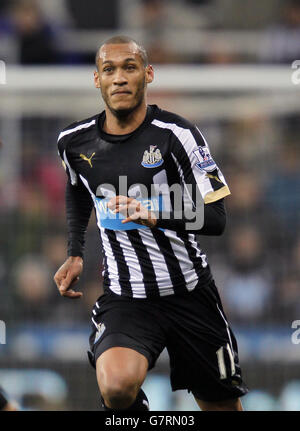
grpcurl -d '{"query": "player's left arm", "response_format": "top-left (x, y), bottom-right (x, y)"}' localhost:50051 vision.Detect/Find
top-left (155, 123), bottom-right (230, 234)
top-left (169, 123), bottom-right (231, 205)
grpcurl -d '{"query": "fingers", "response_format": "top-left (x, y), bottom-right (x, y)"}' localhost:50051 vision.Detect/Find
top-left (122, 206), bottom-right (157, 228)
top-left (60, 288), bottom-right (83, 299)
top-left (121, 211), bottom-right (141, 224)
top-left (59, 275), bottom-right (83, 299)
top-left (108, 196), bottom-right (136, 218)
top-left (107, 195), bottom-right (130, 211)
top-left (54, 272), bottom-right (83, 299)
top-left (107, 196), bottom-right (156, 228)
top-left (54, 257), bottom-right (84, 299)
top-left (108, 196), bottom-right (139, 217)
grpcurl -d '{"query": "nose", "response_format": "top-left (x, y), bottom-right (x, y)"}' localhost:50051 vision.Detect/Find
top-left (113, 68), bottom-right (128, 86)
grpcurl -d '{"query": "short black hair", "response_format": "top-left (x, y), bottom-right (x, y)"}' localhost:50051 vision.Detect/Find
top-left (95, 35), bottom-right (149, 68)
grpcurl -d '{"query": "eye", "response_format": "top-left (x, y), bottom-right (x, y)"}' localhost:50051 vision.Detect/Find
top-left (103, 67), bottom-right (113, 73)
top-left (126, 64), bottom-right (136, 71)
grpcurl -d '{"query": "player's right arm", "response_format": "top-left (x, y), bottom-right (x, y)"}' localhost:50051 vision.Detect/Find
top-left (54, 131), bottom-right (93, 299)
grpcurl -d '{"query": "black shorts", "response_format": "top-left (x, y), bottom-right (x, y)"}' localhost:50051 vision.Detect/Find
top-left (88, 280), bottom-right (248, 402)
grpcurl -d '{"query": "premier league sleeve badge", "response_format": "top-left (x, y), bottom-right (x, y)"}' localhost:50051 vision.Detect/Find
top-left (193, 145), bottom-right (217, 172)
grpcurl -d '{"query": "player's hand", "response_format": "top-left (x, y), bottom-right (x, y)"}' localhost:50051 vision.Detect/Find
top-left (107, 196), bottom-right (157, 228)
top-left (54, 256), bottom-right (83, 299)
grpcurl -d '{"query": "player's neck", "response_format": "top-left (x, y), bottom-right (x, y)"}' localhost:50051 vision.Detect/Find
top-left (103, 102), bottom-right (147, 135)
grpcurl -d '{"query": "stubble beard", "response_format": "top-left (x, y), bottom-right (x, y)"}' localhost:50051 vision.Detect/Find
top-left (102, 77), bottom-right (147, 121)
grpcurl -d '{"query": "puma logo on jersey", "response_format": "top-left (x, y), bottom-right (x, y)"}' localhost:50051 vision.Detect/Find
top-left (80, 152), bottom-right (96, 168)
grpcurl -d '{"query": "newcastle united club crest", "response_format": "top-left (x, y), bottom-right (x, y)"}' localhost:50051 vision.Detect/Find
top-left (141, 145), bottom-right (164, 168)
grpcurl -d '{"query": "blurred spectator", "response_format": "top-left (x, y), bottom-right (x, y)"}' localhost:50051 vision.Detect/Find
top-left (42, 234), bottom-right (68, 272)
top-left (227, 171), bottom-right (263, 216)
top-left (141, 0), bottom-right (178, 64)
top-left (212, 0), bottom-right (283, 30)
top-left (12, 255), bottom-right (54, 323)
top-left (263, 140), bottom-right (300, 237)
top-left (34, 157), bottom-right (66, 216)
top-left (38, 0), bottom-right (71, 27)
top-left (216, 224), bottom-right (274, 324)
top-left (224, 116), bottom-right (278, 176)
top-left (291, 235), bottom-right (300, 270)
top-left (139, 0), bottom-right (210, 63)
top-left (2, 0), bottom-right (60, 64)
top-left (141, 0), bottom-right (167, 31)
top-left (0, 182), bottom-right (54, 269)
top-left (226, 170), bottom-right (280, 245)
top-left (204, 40), bottom-right (240, 64)
top-left (146, 39), bottom-right (180, 64)
top-left (273, 235), bottom-right (300, 322)
top-left (274, 272), bottom-right (300, 323)
top-left (0, 1), bottom-right (9, 14)
top-left (66, 0), bottom-right (119, 29)
top-left (260, 0), bottom-right (300, 63)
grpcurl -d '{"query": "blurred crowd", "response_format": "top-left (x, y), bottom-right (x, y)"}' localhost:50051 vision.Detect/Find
top-left (0, 0), bottom-right (300, 65)
top-left (204, 115), bottom-right (300, 327)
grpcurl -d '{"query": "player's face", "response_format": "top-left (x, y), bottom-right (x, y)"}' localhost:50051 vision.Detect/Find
top-left (94, 43), bottom-right (153, 117)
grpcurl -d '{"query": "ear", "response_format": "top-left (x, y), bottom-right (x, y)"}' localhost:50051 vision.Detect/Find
top-left (145, 65), bottom-right (154, 84)
top-left (94, 70), bottom-right (101, 89)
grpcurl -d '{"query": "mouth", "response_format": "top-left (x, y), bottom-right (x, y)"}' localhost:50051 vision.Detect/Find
top-left (112, 91), bottom-right (131, 96)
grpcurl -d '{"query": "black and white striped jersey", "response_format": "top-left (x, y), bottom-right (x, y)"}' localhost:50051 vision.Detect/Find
top-left (57, 105), bottom-right (230, 298)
